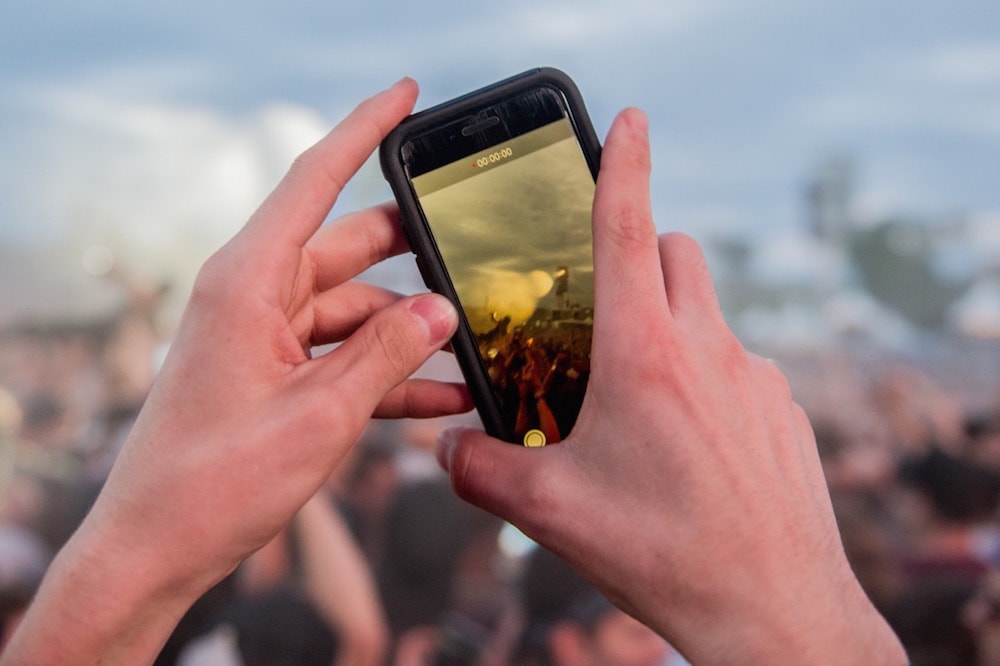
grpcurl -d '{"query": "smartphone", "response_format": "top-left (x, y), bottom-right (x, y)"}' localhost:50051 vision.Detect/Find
top-left (380, 68), bottom-right (600, 447)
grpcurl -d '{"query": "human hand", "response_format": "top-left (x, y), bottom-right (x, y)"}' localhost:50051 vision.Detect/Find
top-left (438, 109), bottom-right (906, 664)
top-left (99, 78), bottom-right (467, 578)
top-left (3, 79), bottom-right (469, 663)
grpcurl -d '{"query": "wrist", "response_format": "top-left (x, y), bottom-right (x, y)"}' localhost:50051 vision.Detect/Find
top-left (740, 582), bottom-right (905, 664)
top-left (2, 502), bottom-right (219, 663)
top-left (657, 568), bottom-right (906, 665)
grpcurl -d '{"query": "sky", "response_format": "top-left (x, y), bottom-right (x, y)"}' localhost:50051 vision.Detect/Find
top-left (0, 0), bottom-right (998, 322)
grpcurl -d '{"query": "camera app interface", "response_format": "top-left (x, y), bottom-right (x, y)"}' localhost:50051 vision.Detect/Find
top-left (411, 118), bottom-right (594, 446)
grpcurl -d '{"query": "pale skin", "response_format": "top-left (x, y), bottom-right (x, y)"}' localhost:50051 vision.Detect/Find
top-left (1, 79), bottom-right (906, 664)
top-left (1, 79), bottom-right (467, 664)
top-left (437, 109), bottom-right (909, 663)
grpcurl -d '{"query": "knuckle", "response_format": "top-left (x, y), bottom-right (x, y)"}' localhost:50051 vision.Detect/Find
top-left (303, 388), bottom-right (360, 442)
top-left (357, 217), bottom-right (387, 267)
top-left (363, 316), bottom-right (417, 378)
top-left (189, 247), bottom-right (236, 311)
top-left (765, 362), bottom-right (794, 401)
top-left (751, 353), bottom-right (793, 400)
top-left (285, 149), bottom-right (313, 185)
top-left (718, 331), bottom-right (748, 369)
top-left (516, 462), bottom-right (563, 515)
top-left (605, 202), bottom-right (656, 253)
top-left (446, 437), bottom-right (499, 511)
top-left (288, 145), bottom-right (346, 198)
top-left (660, 233), bottom-right (722, 308)
top-left (659, 231), bottom-right (700, 262)
top-left (511, 462), bottom-right (569, 540)
top-left (448, 437), bottom-right (560, 533)
top-left (447, 437), bottom-right (478, 498)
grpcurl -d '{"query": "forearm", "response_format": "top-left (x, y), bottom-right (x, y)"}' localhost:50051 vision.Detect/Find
top-left (730, 594), bottom-right (905, 665)
top-left (296, 494), bottom-right (388, 666)
top-left (648, 565), bottom-right (907, 665)
top-left (1, 511), bottom-right (213, 664)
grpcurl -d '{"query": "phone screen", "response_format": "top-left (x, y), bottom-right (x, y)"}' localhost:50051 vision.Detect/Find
top-left (408, 116), bottom-right (595, 446)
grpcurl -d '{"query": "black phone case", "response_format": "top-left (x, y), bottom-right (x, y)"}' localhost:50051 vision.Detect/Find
top-left (379, 67), bottom-right (602, 443)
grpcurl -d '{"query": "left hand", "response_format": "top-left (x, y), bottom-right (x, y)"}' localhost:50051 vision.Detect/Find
top-left (437, 109), bottom-right (907, 664)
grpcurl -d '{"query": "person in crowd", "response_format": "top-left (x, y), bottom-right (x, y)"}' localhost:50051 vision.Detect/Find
top-left (963, 410), bottom-right (1000, 473)
top-left (963, 567), bottom-right (1000, 666)
top-left (0, 526), bottom-right (51, 652)
top-left (166, 489), bottom-right (387, 666)
top-left (175, 586), bottom-right (338, 666)
top-left (378, 478), bottom-right (504, 665)
top-left (0, 78), bottom-right (907, 664)
top-left (513, 545), bottom-right (673, 666)
top-left (897, 446), bottom-right (1000, 585)
top-left (331, 423), bottom-right (401, 564)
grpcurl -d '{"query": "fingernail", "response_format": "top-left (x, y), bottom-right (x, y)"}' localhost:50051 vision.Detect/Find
top-left (436, 428), bottom-right (458, 471)
top-left (409, 294), bottom-right (457, 345)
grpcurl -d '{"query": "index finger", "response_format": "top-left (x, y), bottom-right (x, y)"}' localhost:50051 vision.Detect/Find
top-left (591, 109), bottom-right (669, 335)
top-left (244, 78), bottom-right (420, 250)
top-left (306, 202), bottom-right (410, 291)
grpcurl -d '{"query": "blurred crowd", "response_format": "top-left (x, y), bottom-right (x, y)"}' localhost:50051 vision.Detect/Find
top-left (1, 279), bottom-right (999, 666)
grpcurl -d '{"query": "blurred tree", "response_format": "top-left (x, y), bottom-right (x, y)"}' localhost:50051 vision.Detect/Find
top-left (849, 220), bottom-right (968, 330)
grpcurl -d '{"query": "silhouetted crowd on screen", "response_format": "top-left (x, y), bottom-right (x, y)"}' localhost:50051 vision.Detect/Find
top-left (2, 287), bottom-right (1000, 665)
top-left (480, 319), bottom-right (591, 444)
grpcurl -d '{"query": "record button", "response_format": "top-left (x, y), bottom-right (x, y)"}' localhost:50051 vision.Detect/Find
top-left (523, 429), bottom-right (547, 448)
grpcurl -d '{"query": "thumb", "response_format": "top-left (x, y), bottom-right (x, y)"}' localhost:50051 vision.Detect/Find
top-left (438, 427), bottom-right (568, 535)
top-left (311, 293), bottom-right (457, 426)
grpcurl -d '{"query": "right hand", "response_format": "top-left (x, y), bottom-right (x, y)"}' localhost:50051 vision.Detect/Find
top-left (437, 109), bottom-right (906, 664)
top-left (0, 79), bottom-right (467, 666)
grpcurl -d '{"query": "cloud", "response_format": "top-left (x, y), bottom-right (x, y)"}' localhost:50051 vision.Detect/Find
top-left (951, 278), bottom-right (1000, 339)
top-left (749, 230), bottom-right (846, 286)
top-left (514, 0), bottom-right (720, 46)
top-left (966, 212), bottom-right (1000, 266)
top-left (923, 42), bottom-right (1000, 88)
top-left (2, 81), bottom-right (328, 294)
top-left (3, 0), bottom-right (997, 312)
top-left (793, 39), bottom-right (1000, 139)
